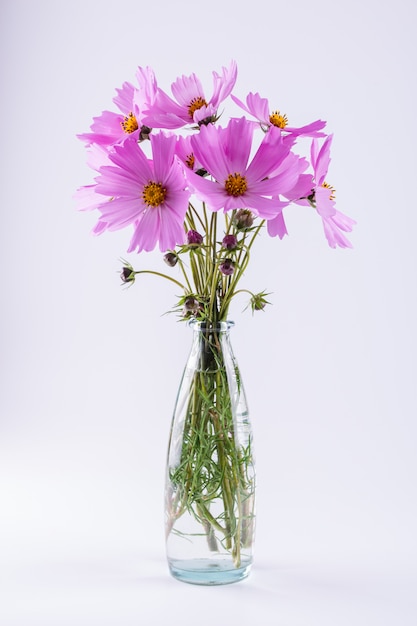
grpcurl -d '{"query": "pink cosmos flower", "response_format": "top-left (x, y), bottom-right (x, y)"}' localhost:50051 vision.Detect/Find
top-left (77, 67), bottom-right (157, 148)
top-left (142, 61), bottom-right (237, 129)
top-left (186, 118), bottom-right (303, 219)
top-left (88, 133), bottom-right (190, 253)
top-left (309, 135), bottom-right (355, 248)
top-left (231, 92), bottom-right (326, 137)
top-left (266, 136), bottom-right (356, 247)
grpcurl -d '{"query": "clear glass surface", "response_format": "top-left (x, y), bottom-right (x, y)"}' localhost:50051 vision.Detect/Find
top-left (165, 321), bottom-right (256, 585)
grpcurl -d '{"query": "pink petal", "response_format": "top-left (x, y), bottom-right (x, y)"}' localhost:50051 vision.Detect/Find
top-left (267, 211), bottom-right (288, 239)
top-left (210, 60), bottom-right (237, 108)
top-left (312, 134), bottom-right (333, 185)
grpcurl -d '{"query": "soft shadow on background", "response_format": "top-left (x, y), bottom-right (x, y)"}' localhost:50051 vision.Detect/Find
top-left (1, 0), bottom-right (416, 624)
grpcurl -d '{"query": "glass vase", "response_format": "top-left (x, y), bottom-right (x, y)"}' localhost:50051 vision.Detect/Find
top-left (165, 320), bottom-right (256, 585)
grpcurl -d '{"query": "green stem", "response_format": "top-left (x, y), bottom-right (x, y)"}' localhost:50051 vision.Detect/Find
top-left (207, 213), bottom-right (219, 324)
top-left (134, 270), bottom-right (186, 290)
top-left (168, 327), bottom-right (255, 565)
top-left (210, 407), bottom-right (235, 550)
top-left (177, 258), bottom-right (193, 293)
top-left (188, 201), bottom-right (206, 232)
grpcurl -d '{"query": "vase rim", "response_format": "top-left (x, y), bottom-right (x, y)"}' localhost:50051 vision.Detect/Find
top-left (187, 319), bottom-right (235, 332)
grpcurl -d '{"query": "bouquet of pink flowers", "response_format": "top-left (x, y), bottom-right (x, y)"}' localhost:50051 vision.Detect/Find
top-left (75, 60), bottom-right (355, 325)
top-left (76, 62), bottom-right (356, 584)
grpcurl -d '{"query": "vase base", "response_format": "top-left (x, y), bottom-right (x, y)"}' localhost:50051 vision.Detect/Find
top-left (168, 558), bottom-right (252, 586)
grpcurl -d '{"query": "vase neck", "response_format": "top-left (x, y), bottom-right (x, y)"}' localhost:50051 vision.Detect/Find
top-left (188, 319), bottom-right (235, 334)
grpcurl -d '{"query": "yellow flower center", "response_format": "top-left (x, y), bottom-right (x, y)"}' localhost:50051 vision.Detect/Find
top-left (142, 181), bottom-right (167, 207)
top-left (185, 153), bottom-right (195, 169)
top-left (121, 112), bottom-right (139, 134)
top-left (269, 110), bottom-right (288, 129)
top-left (322, 181), bottom-right (336, 200)
top-left (188, 96), bottom-right (207, 118)
top-left (225, 173), bottom-right (248, 197)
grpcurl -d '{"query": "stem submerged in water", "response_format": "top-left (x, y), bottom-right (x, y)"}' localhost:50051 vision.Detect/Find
top-left (166, 324), bottom-right (255, 568)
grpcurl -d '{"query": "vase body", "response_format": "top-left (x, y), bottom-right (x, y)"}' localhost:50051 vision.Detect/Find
top-left (165, 320), bottom-right (256, 585)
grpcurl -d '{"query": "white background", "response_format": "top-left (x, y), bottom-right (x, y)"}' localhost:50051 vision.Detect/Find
top-left (1, 0), bottom-right (416, 624)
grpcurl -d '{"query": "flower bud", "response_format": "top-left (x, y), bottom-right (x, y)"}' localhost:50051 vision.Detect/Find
top-left (252, 295), bottom-right (265, 310)
top-left (219, 258), bottom-right (235, 276)
top-left (139, 125), bottom-right (152, 141)
top-left (249, 291), bottom-right (271, 312)
top-left (163, 252), bottom-right (178, 267)
top-left (233, 209), bottom-right (254, 230)
top-left (120, 265), bottom-right (135, 283)
top-left (187, 229), bottom-right (204, 246)
top-left (183, 296), bottom-right (200, 314)
top-left (222, 234), bottom-right (238, 250)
